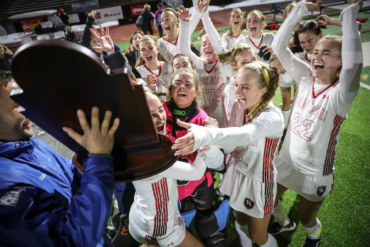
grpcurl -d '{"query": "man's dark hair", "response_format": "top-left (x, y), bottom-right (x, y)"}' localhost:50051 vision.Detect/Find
top-left (157, 3), bottom-right (163, 8)
top-left (0, 71), bottom-right (12, 85)
top-left (162, 2), bottom-right (168, 7)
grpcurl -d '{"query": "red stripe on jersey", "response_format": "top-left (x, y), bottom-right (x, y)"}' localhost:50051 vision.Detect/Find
top-left (145, 235), bottom-right (160, 247)
top-left (204, 59), bottom-right (219, 74)
top-left (248, 34), bottom-right (264, 49)
top-left (144, 63), bottom-right (162, 77)
top-left (151, 178), bottom-right (169, 237)
top-left (162, 35), bottom-right (179, 45)
top-left (312, 78), bottom-right (339, 99)
top-left (305, 52), bottom-right (311, 63)
top-left (323, 115), bottom-right (345, 176)
top-left (263, 137), bottom-right (280, 217)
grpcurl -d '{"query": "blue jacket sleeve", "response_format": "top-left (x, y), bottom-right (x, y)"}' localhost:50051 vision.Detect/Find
top-left (0, 156), bottom-right (114, 247)
top-left (102, 44), bottom-right (133, 76)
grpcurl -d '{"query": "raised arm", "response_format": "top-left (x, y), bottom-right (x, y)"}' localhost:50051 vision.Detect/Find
top-left (338, 1), bottom-right (363, 103)
top-left (188, 0), bottom-right (201, 38)
top-left (271, 1), bottom-right (314, 83)
top-left (80, 11), bottom-right (96, 48)
top-left (177, 6), bottom-right (204, 68)
top-left (160, 153), bottom-right (206, 180)
top-left (200, 11), bottom-right (228, 55)
top-left (172, 109), bottom-right (284, 155)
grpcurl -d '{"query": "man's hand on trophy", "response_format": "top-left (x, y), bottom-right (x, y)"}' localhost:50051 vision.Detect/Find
top-left (90, 24), bottom-right (115, 55)
top-left (63, 107), bottom-right (120, 155)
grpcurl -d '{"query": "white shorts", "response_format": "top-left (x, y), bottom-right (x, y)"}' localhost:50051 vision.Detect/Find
top-left (219, 161), bottom-right (277, 218)
top-left (276, 161), bottom-right (334, 202)
top-left (129, 207), bottom-right (186, 247)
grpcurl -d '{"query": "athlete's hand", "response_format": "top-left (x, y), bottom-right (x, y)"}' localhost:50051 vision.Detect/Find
top-left (63, 107), bottom-right (119, 155)
top-left (215, 83), bottom-right (225, 99)
top-left (172, 119), bottom-right (195, 156)
top-left (302, 0), bottom-right (322, 12)
top-left (204, 117), bottom-right (218, 128)
top-left (350, 0), bottom-right (363, 8)
top-left (279, 68), bottom-right (286, 74)
top-left (197, 0), bottom-right (210, 14)
top-left (316, 15), bottom-right (331, 25)
top-left (90, 25), bottom-right (115, 55)
top-left (176, 6), bottom-right (190, 22)
top-left (198, 145), bottom-right (210, 152)
top-left (261, 44), bottom-right (273, 54)
top-left (147, 74), bottom-right (157, 91)
top-left (88, 10), bottom-right (96, 19)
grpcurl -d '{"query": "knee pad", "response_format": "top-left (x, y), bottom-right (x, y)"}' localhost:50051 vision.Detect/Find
top-left (195, 199), bottom-right (231, 239)
top-left (181, 209), bottom-right (197, 232)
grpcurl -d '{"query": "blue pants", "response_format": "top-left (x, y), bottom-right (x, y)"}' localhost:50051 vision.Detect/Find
top-left (113, 182), bottom-right (135, 215)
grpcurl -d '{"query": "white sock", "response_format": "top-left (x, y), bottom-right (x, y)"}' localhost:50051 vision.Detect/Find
top-left (272, 200), bottom-right (290, 226)
top-left (281, 110), bottom-right (290, 128)
top-left (260, 233), bottom-right (277, 247)
top-left (304, 218), bottom-right (322, 240)
top-left (235, 221), bottom-right (252, 247)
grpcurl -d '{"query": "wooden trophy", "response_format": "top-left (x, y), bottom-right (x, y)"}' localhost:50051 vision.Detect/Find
top-left (11, 40), bottom-right (177, 182)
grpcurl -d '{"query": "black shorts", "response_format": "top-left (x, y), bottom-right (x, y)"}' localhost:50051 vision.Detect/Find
top-left (180, 175), bottom-right (215, 210)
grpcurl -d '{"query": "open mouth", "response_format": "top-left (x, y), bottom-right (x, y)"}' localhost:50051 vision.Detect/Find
top-left (250, 27), bottom-right (257, 32)
top-left (177, 92), bottom-right (187, 97)
top-left (146, 56), bottom-right (153, 62)
top-left (21, 119), bottom-right (32, 129)
top-left (156, 123), bottom-right (165, 134)
top-left (205, 50), bottom-right (213, 55)
top-left (234, 21), bottom-right (239, 26)
top-left (313, 62), bottom-right (324, 72)
top-left (237, 98), bottom-right (246, 107)
top-left (164, 26), bottom-right (171, 32)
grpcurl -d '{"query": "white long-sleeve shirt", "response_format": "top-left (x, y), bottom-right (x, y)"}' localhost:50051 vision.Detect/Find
top-left (178, 13), bottom-right (229, 127)
top-left (131, 144), bottom-right (222, 237)
top-left (271, 2), bottom-right (362, 176)
top-left (234, 29), bottom-right (274, 62)
top-left (158, 0), bottom-right (200, 63)
top-left (136, 61), bottom-right (173, 93)
top-left (221, 32), bottom-right (241, 50)
top-left (188, 102), bottom-right (284, 182)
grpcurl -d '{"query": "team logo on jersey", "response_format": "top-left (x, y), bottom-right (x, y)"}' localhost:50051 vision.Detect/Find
top-left (317, 186), bottom-right (327, 197)
top-left (244, 197), bottom-right (255, 209)
top-left (0, 189), bottom-right (22, 206)
top-left (174, 110), bottom-right (186, 116)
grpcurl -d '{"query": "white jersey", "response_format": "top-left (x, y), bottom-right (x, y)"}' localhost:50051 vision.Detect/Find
top-left (178, 15), bottom-right (228, 127)
top-left (130, 145), bottom-right (222, 240)
top-left (272, 1), bottom-right (362, 176)
top-left (136, 61), bottom-right (173, 93)
top-left (295, 51), bottom-right (312, 67)
top-left (221, 32), bottom-right (240, 50)
top-left (189, 101), bottom-right (284, 182)
top-left (157, 0), bottom-right (201, 63)
top-left (235, 30), bottom-right (275, 62)
top-left (222, 76), bottom-right (236, 127)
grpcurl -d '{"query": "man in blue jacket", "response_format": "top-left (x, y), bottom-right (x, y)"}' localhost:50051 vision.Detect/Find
top-left (0, 71), bottom-right (120, 246)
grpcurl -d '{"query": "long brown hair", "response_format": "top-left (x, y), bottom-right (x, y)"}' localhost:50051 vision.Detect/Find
top-left (125, 30), bottom-right (144, 54)
top-left (165, 68), bottom-right (204, 109)
top-left (239, 62), bottom-right (279, 121)
top-left (0, 43), bottom-right (13, 57)
top-left (135, 36), bottom-right (165, 68)
top-left (217, 43), bottom-right (253, 66)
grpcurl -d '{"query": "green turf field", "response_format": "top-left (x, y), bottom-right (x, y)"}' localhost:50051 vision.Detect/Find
top-left (113, 8), bottom-right (370, 247)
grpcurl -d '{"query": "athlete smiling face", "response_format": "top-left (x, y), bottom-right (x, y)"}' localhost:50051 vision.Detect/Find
top-left (171, 71), bottom-right (199, 108)
top-left (146, 93), bottom-right (167, 135)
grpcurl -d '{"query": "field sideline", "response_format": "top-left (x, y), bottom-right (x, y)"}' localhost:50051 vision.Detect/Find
top-left (113, 8), bottom-right (370, 247)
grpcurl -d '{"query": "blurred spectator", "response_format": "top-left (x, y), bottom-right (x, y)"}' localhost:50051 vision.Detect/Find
top-left (141, 4), bottom-right (154, 35)
top-left (65, 26), bottom-right (78, 43)
top-left (162, 2), bottom-right (173, 9)
top-left (125, 31), bottom-right (144, 67)
top-left (58, 8), bottom-right (69, 25)
top-left (154, 3), bottom-right (164, 37)
top-left (0, 43), bottom-right (13, 71)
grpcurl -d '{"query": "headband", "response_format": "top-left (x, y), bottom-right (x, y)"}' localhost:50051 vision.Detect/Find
top-left (231, 43), bottom-right (250, 60)
top-left (252, 61), bottom-right (270, 87)
top-left (163, 10), bottom-right (178, 20)
top-left (139, 36), bottom-right (158, 45)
